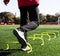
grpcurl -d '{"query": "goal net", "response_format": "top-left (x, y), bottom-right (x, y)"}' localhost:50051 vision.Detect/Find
top-left (58, 17), bottom-right (60, 25)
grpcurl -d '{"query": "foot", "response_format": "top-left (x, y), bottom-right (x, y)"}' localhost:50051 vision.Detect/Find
top-left (21, 45), bottom-right (30, 51)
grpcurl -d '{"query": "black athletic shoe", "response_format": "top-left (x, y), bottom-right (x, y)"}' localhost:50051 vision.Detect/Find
top-left (13, 28), bottom-right (28, 48)
top-left (13, 28), bottom-right (26, 42)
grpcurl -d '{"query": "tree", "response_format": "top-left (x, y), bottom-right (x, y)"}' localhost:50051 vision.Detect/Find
top-left (0, 12), bottom-right (15, 24)
top-left (46, 14), bottom-right (57, 22)
top-left (39, 13), bottom-right (47, 24)
top-left (13, 17), bottom-right (20, 24)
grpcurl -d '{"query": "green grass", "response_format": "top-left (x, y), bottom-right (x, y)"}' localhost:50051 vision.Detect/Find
top-left (0, 25), bottom-right (60, 56)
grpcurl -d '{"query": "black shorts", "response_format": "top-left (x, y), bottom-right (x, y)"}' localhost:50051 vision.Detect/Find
top-left (19, 4), bottom-right (40, 26)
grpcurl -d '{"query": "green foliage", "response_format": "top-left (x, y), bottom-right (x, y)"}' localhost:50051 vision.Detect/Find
top-left (46, 14), bottom-right (57, 22)
top-left (13, 17), bottom-right (20, 24)
top-left (39, 13), bottom-right (47, 24)
top-left (0, 12), bottom-right (20, 24)
top-left (0, 12), bottom-right (60, 24)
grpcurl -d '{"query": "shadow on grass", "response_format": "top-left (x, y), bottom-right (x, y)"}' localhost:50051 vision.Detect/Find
top-left (0, 49), bottom-right (21, 56)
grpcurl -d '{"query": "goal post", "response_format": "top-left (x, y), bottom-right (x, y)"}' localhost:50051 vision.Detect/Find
top-left (58, 16), bottom-right (60, 25)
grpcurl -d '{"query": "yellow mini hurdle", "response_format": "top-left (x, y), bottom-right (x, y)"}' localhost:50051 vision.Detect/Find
top-left (32, 30), bottom-right (59, 45)
top-left (5, 41), bottom-right (32, 53)
top-left (4, 30), bottom-right (59, 53)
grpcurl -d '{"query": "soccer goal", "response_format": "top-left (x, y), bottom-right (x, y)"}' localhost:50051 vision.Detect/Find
top-left (58, 16), bottom-right (60, 25)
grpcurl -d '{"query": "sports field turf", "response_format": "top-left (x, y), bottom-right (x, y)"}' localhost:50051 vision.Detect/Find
top-left (0, 25), bottom-right (60, 56)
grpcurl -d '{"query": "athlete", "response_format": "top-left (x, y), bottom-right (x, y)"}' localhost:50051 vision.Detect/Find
top-left (3, 0), bottom-right (40, 51)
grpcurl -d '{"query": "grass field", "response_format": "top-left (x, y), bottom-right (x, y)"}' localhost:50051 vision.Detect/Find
top-left (0, 25), bottom-right (60, 56)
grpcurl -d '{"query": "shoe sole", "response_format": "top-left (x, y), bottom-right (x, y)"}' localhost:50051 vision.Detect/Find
top-left (20, 48), bottom-right (30, 52)
top-left (13, 29), bottom-right (27, 46)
